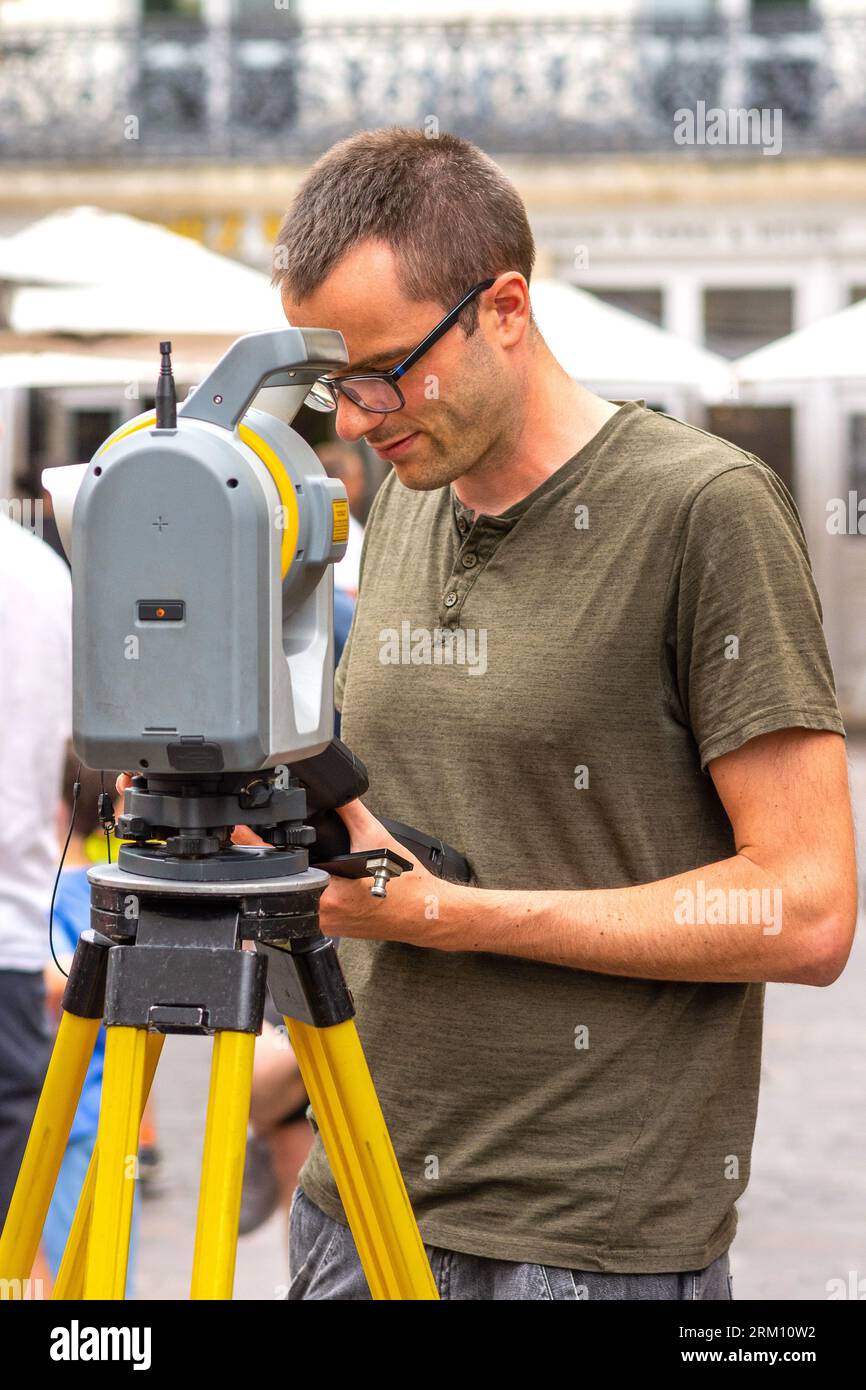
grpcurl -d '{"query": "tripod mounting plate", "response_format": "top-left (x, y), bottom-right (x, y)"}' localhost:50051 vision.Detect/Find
top-left (88, 861), bottom-right (331, 898)
top-left (117, 842), bottom-right (309, 882)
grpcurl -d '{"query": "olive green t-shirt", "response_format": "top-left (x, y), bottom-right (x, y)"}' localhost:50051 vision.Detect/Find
top-left (298, 401), bottom-right (845, 1273)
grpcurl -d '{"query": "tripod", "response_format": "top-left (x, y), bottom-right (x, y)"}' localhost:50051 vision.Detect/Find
top-left (0, 773), bottom-right (440, 1301)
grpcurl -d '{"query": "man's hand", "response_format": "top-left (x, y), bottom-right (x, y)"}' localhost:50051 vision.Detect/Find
top-left (316, 798), bottom-right (455, 946)
top-left (231, 797), bottom-right (457, 946)
top-left (116, 775), bottom-right (451, 946)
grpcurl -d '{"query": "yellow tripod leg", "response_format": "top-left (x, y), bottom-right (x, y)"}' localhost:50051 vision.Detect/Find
top-left (0, 1011), bottom-right (101, 1285)
top-left (189, 1030), bottom-right (255, 1300)
top-left (286, 1016), bottom-right (438, 1300)
top-left (53, 1032), bottom-right (164, 1300)
top-left (84, 1025), bottom-right (148, 1299)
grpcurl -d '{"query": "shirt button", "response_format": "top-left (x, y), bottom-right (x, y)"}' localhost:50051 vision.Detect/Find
top-left (457, 517), bottom-right (467, 532)
top-left (444, 591), bottom-right (458, 608)
top-left (461, 552), bottom-right (478, 569)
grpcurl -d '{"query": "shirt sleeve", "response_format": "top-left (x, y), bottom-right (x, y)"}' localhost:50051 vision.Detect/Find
top-left (671, 459), bottom-right (845, 771)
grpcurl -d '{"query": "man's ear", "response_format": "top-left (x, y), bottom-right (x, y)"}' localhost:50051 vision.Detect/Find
top-left (490, 273), bottom-right (531, 349)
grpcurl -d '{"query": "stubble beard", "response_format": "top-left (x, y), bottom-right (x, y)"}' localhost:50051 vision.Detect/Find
top-left (393, 363), bottom-right (515, 494)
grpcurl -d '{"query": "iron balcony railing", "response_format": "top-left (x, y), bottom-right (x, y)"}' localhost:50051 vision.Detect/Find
top-left (0, 11), bottom-right (864, 164)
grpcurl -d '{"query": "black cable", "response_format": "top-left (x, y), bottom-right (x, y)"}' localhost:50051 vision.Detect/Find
top-left (99, 770), bottom-right (114, 865)
top-left (49, 766), bottom-right (117, 980)
top-left (48, 763), bottom-right (80, 980)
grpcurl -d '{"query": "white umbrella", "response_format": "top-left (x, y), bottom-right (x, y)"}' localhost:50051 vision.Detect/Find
top-left (7, 207), bottom-right (284, 336)
top-left (0, 240), bottom-right (83, 287)
top-left (530, 278), bottom-right (731, 400)
top-left (0, 352), bottom-right (213, 388)
top-left (734, 296), bottom-right (866, 384)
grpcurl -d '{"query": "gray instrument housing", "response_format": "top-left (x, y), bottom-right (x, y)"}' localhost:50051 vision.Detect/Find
top-left (70, 328), bottom-right (350, 774)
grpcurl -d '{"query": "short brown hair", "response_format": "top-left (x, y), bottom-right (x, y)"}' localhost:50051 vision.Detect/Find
top-left (272, 127), bottom-right (536, 336)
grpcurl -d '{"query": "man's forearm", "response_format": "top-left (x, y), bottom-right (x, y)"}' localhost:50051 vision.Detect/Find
top-left (428, 852), bottom-right (839, 986)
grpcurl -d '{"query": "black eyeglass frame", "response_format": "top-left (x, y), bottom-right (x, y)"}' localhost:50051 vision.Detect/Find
top-left (306, 277), bottom-right (497, 414)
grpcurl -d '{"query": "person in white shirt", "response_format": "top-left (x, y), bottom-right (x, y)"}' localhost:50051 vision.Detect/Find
top-left (0, 513), bottom-right (72, 1225)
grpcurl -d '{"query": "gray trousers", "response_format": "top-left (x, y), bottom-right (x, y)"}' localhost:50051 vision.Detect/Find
top-left (287, 1185), bottom-right (734, 1301)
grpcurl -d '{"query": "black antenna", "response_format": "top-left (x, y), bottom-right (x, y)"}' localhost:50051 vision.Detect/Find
top-left (155, 340), bottom-right (177, 430)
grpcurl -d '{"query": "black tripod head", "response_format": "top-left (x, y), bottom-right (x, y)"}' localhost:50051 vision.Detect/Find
top-left (113, 738), bottom-right (472, 889)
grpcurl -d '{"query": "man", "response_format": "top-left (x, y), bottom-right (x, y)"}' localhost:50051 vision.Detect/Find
top-left (0, 513), bottom-right (72, 1227)
top-left (271, 128), bottom-right (857, 1301)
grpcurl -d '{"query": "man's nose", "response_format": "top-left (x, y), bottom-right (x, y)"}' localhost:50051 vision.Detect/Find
top-left (333, 395), bottom-right (386, 444)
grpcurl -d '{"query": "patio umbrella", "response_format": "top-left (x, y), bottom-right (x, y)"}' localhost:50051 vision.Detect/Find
top-left (5, 206), bottom-right (284, 336)
top-left (530, 278), bottom-right (732, 400)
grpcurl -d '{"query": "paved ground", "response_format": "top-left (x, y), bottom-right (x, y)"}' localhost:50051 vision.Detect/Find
top-left (132, 740), bottom-right (866, 1301)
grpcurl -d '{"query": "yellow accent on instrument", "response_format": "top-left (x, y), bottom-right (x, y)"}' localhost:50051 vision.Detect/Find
top-left (95, 411), bottom-right (155, 457)
top-left (238, 423), bottom-right (299, 580)
top-left (331, 498), bottom-right (350, 545)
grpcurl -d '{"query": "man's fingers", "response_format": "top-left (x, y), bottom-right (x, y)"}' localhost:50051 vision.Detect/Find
top-left (335, 798), bottom-right (421, 867)
top-left (232, 825), bottom-right (269, 848)
top-left (111, 772), bottom-right (268, 850)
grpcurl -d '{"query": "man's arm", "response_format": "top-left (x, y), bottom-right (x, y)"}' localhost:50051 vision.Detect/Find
top-left (435, 728), bottom-right (857, 985)
top-left (324, 728), bottom-right (858, 988)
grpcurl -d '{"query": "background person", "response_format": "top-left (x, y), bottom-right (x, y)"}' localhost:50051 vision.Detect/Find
top-left (0, 514), bottom-right (71, 1238)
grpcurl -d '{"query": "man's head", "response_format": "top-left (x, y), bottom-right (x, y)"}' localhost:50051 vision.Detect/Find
top-left (272, 128), bottom-right (538, 491)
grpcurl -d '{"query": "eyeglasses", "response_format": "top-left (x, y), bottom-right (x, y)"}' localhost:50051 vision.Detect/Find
top-left (304, 277), bottom-right (496, 415)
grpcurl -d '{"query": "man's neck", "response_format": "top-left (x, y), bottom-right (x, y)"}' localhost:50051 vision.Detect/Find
top-left (451, 361), bottom-right (622, 518)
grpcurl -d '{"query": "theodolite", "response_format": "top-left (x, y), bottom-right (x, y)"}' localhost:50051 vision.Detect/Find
top-left (0, 328), bottom-right (470, 1301)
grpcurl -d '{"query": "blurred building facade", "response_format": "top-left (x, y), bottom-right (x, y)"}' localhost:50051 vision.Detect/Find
top-left (1, 0), bottom-right (865, 714)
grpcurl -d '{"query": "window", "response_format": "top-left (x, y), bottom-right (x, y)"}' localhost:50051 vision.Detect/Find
top-left (703, 287), bottom-right (793, 359)
top-left (749, 0), bottom-right (818, 129)
top-left (750, 0), bottom-right (811, 13)
top-left (143, 0), bottom-right (201, 14)
top-left (850, 415), bottom-right (866, 501)
top-left (69, 410), bottom-right (120, 465)
top-left (584, 288), bottom-right (664, 328)
top-left (707, 405), bottom-right (795, 499)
